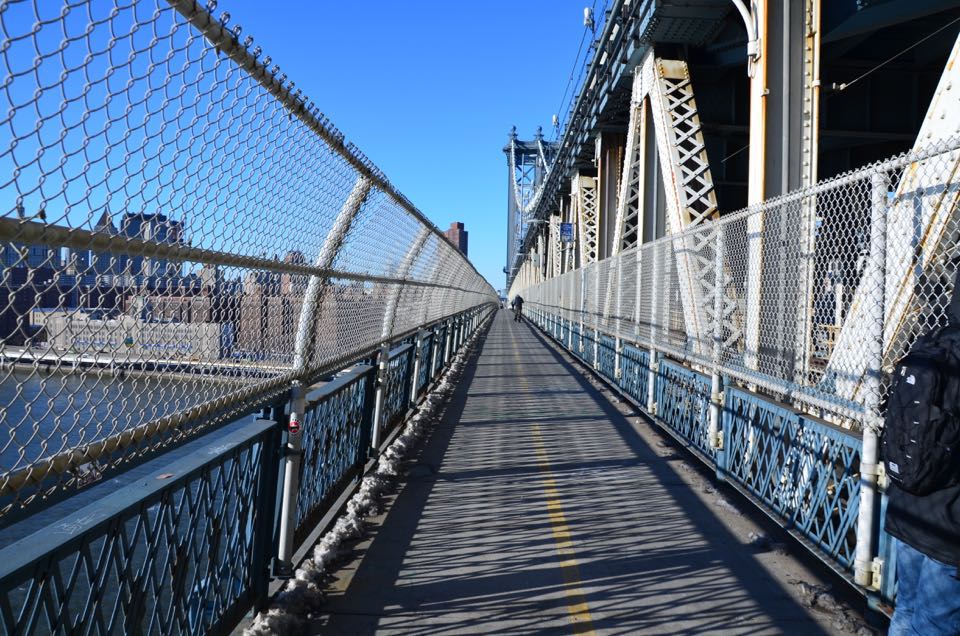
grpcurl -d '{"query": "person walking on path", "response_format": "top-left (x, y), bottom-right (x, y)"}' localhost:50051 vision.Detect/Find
top-left (883, 271), bottom-right (960, 635)
top-left (511, 295), bottom-right (524, 322)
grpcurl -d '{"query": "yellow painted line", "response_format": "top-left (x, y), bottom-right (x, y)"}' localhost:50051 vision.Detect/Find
top-left (531, 423), bottom-right (596, 635)
top-left (509, 323), bottom-right (595, 633)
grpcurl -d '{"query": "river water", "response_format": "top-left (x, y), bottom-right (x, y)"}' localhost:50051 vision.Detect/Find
top-left (0, 366), bottom-right (246, 475)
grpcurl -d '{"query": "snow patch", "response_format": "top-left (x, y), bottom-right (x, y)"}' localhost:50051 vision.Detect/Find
top-left (244, 318), bottom-right (488, 635)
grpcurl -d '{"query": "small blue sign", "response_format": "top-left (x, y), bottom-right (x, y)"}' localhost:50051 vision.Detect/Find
top-left (560, 222), bottom-right (573, 242)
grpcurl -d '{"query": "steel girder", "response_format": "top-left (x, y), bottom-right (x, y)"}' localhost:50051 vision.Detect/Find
top-left (828, 31), bottom-right (960, 407)
top-left (640, 53), bottom-right (732, 356)
top-left (549, 215), bottom-right (562, 279)
top-left (574, 174), bottom-right (600, 268)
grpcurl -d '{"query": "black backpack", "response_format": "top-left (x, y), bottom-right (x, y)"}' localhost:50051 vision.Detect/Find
top-left (881, 326), bottom-right (960, 495)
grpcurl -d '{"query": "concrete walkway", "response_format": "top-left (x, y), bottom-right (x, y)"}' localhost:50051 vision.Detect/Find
top-left (313, 311), bottom-right (866, 635)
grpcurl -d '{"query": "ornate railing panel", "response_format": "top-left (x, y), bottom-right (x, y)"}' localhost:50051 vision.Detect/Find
top-left (597, 334), bottom-right (617, 379)
top-left (0, 418), bottom-right (280, 635)
top-left (618, 344), bottom-right (650, 405)
top-left (382, 344), bottom-right (415, 436)
top-left (294, 366), bottom-right (374, 546)
top-left (723, 386), bottom-right (862, 570)
top-left (654, 359), bottom-right (714, 458)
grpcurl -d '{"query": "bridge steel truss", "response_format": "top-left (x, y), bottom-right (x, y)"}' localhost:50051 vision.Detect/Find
top-left (0, 2), bottom-right (497, 634)
top-left (512, 29), bottom-right (960, 612)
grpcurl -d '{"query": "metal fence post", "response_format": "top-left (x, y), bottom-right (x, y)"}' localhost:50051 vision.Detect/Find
top-left (252, 406), bottom-right (284, 604)
top-left (709, 226), bottom-right (725, 450)
top-left (274, 383), bottom-right (305, 575)
top-left (614, 255), bottom-right (623, 379)
top-left (593, 267), bottom-right (601, 368)
top-left (647, 244), bottom-right (661, 414)
top-left (357, 364), bottom-right (377, 462)
top-left (274, 176), bottom-right (370, 575)
top-left (370, 343), bottom-right (391, 454)
top-left (401, 343), bottom-right (416, 410)
top-left (579, 268), bottom-right (586, 352)
top-left (444, 319), bottom-right (453, 364)
top-left (431, 324), bottom-right (441, 379)
top-left (410, 330), bottom-right (424, 404)
top-left (854, 171), bottom-right (889, 589)
top-left (635, 246), bottom-right (642, 343)
top-left (709, 226), bottom-right (727, 479)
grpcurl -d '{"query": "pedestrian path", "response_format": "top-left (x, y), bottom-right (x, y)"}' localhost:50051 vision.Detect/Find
top-left (313, 310), bottom-right (863, 634)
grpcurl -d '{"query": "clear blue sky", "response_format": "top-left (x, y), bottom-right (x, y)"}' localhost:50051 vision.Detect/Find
top-left (223, 0), bottom-right (597, 292)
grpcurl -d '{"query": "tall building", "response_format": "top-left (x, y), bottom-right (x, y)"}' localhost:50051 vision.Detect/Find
top-left (92, 210), bottom-right (118, 282)
top-left (280, 250), bottom-right (308, 295)
top-left (119, 212), bottom-right (184, 284)
top-left (88, 211), bottom-right (186, 287)
top-left (445, 222), bottom-right (468, 257)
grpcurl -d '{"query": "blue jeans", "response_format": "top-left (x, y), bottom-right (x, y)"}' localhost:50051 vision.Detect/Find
top-left (889, 540), bottom-right (960, 635)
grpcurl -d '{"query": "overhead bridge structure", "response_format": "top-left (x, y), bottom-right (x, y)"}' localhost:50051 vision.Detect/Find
top-left (0, 0), bottom-right (957, 634)
top-left (508, 0), bottom-right (960, 625)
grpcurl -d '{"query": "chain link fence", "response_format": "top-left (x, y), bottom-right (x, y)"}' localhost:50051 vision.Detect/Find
top-left (0, 0), bottom-right (495, 517)
top-left (514, 137), bottom-right (960, 427)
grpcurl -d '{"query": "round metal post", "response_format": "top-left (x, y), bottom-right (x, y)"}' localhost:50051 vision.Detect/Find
top-left (709, 225), bottom-right (725, 450)
top-left (278, 176), bottom-right (370, 570)
top-left (647, 242), bottom-right (662, 414)
top-left (854, 172), bottom-right (888, 588)
top-left (275, 383), bottom-right (305, 574)
top-left (370, 343), bottom-right (391, 453)
top-left (410, 331), bottom-right (424, 404)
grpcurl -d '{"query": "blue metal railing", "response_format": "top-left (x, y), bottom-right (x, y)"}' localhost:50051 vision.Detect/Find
top-left (529, 307), bottom-right (873, 587)
top-left (0, 417), bottom-right (281, 635)
top-left (617, 344), bottom-right (650, 407)
top-left (0, 306), bottom-right (489, 635)
top-left (382, 343), bottom-right (416, 437)
top-left (722, 386), bottom-right (862, 570)
top-left (654, 359), bottom-right (715, 460)
top-left (295, 365), bottom-right (375, 547)
top-left (597, 334), bottom-right (617, 378)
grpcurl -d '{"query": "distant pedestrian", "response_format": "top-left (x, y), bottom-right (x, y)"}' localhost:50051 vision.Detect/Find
top-left (511, 295), bottom-right (524, 322)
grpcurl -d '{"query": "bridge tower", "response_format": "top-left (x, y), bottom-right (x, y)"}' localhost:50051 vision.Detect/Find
top-left (504, 127), bottom-right (554, 287)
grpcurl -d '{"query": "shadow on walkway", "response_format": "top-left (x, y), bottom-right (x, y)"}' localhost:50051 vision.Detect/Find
top-left (313, 310), bottom-right (853, 635)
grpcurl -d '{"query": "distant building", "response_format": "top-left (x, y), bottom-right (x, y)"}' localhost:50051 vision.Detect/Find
top-left (280, 250), bottom-right (308, 295)
top-left (199, 264), bottom-right (223, 294)
top-left (87, 210), bottom-right (187, 288)
top-left (46, 314), bottom-right (231, 362)
top-left (119, 211), bottom-right (185, 285)
top-left (445, 222), bottom-right (468, 257)
top-left (1, 243), bottom-right (60, 269)
top-left (91, 210), bottom-right (118, 283)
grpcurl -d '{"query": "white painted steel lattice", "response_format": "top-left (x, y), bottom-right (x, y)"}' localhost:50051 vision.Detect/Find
top-left (0, 0), bottom-right (496, 515)
top-left (513, 137), bottom-right (960, 428)
top-left (574, 174), bottom-right (599, 266)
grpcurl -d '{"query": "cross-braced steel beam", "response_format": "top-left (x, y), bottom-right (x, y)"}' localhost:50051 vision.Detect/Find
top-left (574, 174), bottom-right (599, 267)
